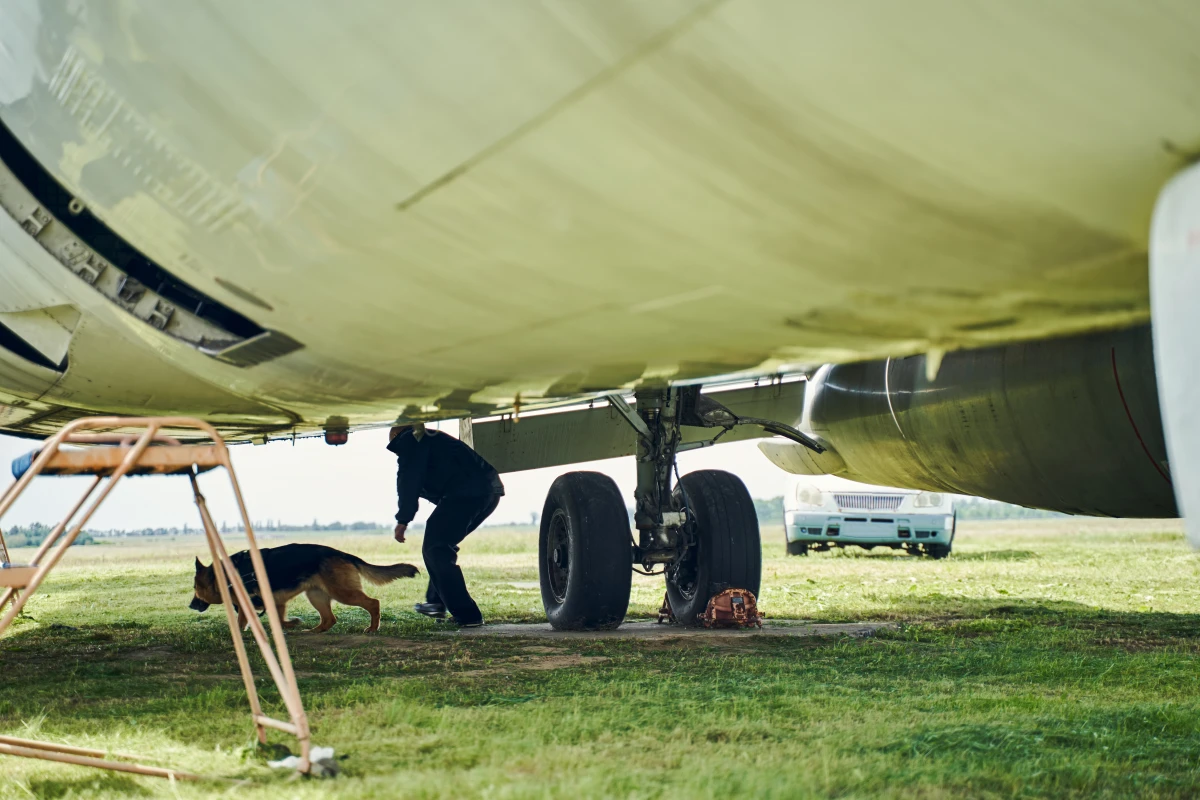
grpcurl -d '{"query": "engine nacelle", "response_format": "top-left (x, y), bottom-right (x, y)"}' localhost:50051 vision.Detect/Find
top-left (766, 325), bottom-right (1175, 518)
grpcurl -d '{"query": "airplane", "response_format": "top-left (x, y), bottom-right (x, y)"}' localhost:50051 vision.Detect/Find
top-left (0, 3), bottom-right (1196, 630)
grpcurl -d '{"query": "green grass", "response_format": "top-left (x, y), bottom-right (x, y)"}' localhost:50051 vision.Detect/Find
top-left (1, 518), bottom-right (1198, 798)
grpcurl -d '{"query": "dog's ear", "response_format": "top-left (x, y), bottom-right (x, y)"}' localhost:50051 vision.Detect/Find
top-left (195, 556), bottom-right (206, 573)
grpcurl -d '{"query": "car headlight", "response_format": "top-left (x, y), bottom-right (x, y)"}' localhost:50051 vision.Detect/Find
top-left (795, 487), bottom-right (825, 509)
top-left (913, 492), bottom-right (944, 509)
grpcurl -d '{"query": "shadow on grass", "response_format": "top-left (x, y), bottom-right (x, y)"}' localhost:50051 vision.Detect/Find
top-left (28, 773), bottom-right (150, 798)
top-left (872, 598), bottom-right (1200, 642)
top-left (810, 593), bottom-right (1200, 637)
top-left (2, 597), bottom-right (1200, 798)
top-left (809, 548), bottom-right (1037, 562)
top-left (4, 597), bottom-right (1200, 722)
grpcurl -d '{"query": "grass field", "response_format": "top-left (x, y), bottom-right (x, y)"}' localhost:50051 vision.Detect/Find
top-left (1, 518), bottom-right (1198, 798)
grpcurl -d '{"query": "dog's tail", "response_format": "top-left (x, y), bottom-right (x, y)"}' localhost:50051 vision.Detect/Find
top-left (357, 561), bottom-right (420, 585)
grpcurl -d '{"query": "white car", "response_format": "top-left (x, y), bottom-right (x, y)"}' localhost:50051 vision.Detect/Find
top-left (784, 479), bottom-right (956, 558)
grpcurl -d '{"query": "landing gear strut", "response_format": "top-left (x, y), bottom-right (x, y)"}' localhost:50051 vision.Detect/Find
top-left (538, 384), bottom-right (823, 630)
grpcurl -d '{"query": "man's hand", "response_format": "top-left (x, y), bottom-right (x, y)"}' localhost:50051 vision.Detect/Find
top-left (394, 523), bottom-right (407, 543)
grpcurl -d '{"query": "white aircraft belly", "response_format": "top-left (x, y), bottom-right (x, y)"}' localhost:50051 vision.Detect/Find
top-left (0, 1), bottom-right (1197, 431)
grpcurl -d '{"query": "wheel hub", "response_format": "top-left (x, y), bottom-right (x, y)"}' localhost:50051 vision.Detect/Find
top-left (667, 528), bottom-right (699, 601)
top-left (546, 510), bottom-right (571, 603)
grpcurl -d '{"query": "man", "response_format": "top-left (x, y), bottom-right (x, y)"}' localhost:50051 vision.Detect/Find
top-left (388, 423), bottom-right (504, 627)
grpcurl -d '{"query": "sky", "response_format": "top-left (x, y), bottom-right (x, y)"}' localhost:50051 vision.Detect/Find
top-left (0, 423), bottom-right (801, 531)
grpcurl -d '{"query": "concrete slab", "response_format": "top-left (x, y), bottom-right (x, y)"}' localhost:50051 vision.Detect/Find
top-left (453, 620), bottom-right (895, 639)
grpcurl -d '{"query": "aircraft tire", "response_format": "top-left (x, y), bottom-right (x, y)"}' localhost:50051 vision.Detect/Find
top-left (666, 470), bottom-right (762, 626)
top-left (539, 472), bottom-right (632, 630)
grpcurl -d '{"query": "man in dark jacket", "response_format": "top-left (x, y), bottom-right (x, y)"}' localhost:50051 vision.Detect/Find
top-left (388, 423), bottom-right (504, 626)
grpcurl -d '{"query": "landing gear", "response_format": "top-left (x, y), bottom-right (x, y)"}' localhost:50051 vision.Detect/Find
top-left (534, 385), bottom-right (822, 629)
top-left (665, 470), bottom-right (761, 626)
top-left (539, 472), bottom-right (631, 630)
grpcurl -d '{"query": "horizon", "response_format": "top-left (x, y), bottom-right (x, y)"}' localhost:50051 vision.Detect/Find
top-left (0, 420), bottom-right (1070, 538)
top-left (0, 422), bottom-right (799, 532)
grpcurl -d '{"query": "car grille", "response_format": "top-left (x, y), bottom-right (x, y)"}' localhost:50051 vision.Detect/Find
top-left (833, 493), bottom-right (904, 512)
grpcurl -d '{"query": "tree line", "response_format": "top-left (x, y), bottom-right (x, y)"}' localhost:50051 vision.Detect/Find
top-left (1, 496), bottom-right (1066, 550)
top-left (2, 522), bottom-right (95, 548)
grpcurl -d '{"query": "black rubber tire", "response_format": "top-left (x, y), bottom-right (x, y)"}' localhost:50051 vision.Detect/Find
top-left (786, 540), bottom-right (808, 556)
top-left (666, 470), bottom-right (762, 627)
top-left (926, 543), bottom-right (952, 559)
top-left (538, 472), bottom-right (632, 630)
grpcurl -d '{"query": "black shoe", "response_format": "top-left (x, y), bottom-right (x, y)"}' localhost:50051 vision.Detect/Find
top-left (414, 602), bottom-right (446, 619)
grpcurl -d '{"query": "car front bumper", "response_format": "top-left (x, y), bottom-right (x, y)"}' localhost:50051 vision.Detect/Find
top-left (786, 512), bottom-right (954, 546)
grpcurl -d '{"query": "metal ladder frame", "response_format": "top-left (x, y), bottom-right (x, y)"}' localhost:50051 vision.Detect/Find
top-left (0, 416), bottom-right (312, 779)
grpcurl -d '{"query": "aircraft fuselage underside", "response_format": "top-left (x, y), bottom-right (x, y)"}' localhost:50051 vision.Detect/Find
top-left (3, 2), bottom-right (1197, 442)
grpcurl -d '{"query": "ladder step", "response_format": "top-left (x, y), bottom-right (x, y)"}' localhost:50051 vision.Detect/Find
top-left (12, 445), bottom-right (224, 479)
top-left (0, 564), bottom-right (35, 589)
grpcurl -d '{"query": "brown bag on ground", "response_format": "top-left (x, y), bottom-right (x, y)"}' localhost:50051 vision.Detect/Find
top-left (700, 588), bottom-right (763, 629)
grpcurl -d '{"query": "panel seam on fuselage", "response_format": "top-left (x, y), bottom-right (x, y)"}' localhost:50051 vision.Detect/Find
top-left (883, 357), bottom-right (906, 440)
top-left (394, 0), bottom-right (729, 213)
top-left (1111, 346), bottom-right (1172, 486)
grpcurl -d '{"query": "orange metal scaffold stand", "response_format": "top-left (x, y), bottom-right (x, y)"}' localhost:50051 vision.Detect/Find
top-left (0, 417), bottom-right (311, 779)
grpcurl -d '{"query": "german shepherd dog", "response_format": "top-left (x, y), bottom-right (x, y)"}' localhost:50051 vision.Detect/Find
top-left (190, 543), bottom-right (419, 633)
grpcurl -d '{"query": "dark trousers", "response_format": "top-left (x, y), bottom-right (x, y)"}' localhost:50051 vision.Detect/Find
top-left (423, 493), bottom-right (499, 623)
